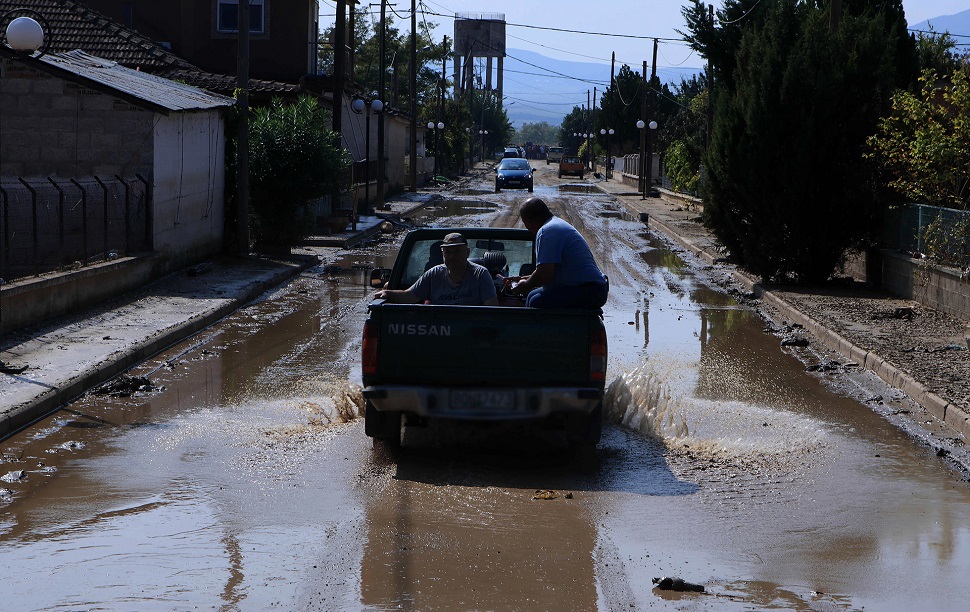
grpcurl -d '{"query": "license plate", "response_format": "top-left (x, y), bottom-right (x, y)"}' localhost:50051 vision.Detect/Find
top-left (450, 389), bottom-right (516, 410)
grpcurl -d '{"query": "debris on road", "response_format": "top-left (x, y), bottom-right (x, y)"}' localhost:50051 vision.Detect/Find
top-left (92, 375), bottom-right (161, 397)
top-left (652, 576), bottom-right (705, 592)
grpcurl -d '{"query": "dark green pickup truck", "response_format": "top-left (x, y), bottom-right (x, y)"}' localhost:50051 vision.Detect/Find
top-left (362, 227), bottom-right (607, 450)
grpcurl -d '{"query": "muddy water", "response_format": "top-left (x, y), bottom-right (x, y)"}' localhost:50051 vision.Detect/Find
top-left (596, 229), bottom-right (970, 611)
top-left (2, 189), bottom-right (970, 610)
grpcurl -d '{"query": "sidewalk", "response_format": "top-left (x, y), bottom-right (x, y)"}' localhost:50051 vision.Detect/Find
top-left (593, 176), bottom-right (970, 443)
top-left (0, 255), bottom-right (319, 438)
top-left (0, 189), bottom-right (442, 440)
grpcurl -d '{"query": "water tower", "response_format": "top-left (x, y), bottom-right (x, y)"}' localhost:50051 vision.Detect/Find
top-left (453, 13), bottom-right (506, 104)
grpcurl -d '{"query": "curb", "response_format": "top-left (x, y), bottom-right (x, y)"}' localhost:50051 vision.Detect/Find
top-left (623, 194), bottom-right (970, 441)
top-left (0, 257), bottom-right (314, 440)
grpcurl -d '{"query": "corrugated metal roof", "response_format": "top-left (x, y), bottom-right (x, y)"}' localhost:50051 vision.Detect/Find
top-left (39, 50), bottom-right (235, 112)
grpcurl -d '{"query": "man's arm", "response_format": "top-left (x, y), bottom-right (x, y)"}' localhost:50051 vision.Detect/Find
top-left (373, 288), bottom-right (420, 303)
top-left (512, 262), bottom-right (555, 296)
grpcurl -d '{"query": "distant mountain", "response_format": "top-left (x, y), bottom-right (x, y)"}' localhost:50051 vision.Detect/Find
top-left (910, 8), bottom-right (970, 35)
top-left (500, 48), bottom-right (700, 129)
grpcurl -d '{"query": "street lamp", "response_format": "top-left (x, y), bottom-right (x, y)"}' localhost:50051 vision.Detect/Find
top-left (600, 128), bottom-right (614, 179)
top-left (427, 121), bottom-right (445, 178)
top-left (479, 129), bottom-right (488, 163)
top-left (2, 13), bottom-right (46, 54)
top-left (352, 97), bottom-right (384, 218)
top-left (0, 9), bottom-right (50, 285)
top-left (637, 119), bottom-right (658, 198)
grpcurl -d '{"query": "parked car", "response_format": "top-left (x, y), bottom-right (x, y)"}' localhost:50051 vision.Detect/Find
top-left (495, 158), bottom-right (534, 192)
top-left (558, 155), bottom-right (585, 179)
top-left (503, 147), bottom-right (523, 159)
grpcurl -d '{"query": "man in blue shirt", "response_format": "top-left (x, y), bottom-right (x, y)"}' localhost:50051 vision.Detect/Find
top-left (510, 197), bottom-right (608, 309)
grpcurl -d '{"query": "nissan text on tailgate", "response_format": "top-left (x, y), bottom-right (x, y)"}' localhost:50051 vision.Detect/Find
top-left (362, 227), bottom-right (607, 453)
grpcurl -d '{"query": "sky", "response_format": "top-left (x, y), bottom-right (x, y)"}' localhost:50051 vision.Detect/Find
top-left (321, 0), bottom-right (968, 70)
top-left (319, 0), bottom-right (970, 125)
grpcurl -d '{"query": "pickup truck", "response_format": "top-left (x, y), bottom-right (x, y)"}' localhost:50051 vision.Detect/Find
top-left (362, 227), bottom-right (607, 451)
top-left (546, 146), bottom-right (564, 165)
top-left (558, 155), bottom-right (585, 179)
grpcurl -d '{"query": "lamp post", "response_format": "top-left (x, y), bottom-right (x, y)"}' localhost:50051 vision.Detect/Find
top-left (427, 121), bottom-right (444, 178)
top-left (464, 126), bottom-right (470, 174)
top-left (479, 129), bottom-right (488, 163)
top-left (1, 11), bottom-right (47, 280)
top-left (353, 97), bottom-right (384, 216)
top-left (600, 128), bottom-right (614, 179)
top-left (637, 119), bottom-right (658, 198)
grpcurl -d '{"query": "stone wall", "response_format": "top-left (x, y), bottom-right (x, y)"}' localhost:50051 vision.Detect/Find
top-left (0, 58), bottom-right (154, 179)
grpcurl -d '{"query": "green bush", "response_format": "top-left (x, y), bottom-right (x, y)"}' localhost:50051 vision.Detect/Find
top-left (665, 140), bottom-right (699, 194)
top-left (233, 96), bottom-right (349, 246)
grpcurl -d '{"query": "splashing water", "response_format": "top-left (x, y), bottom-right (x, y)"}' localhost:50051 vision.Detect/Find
top-left (605, 363), bottom-right (689, 441)
top-left (606, 363), bottom-right (828, 472)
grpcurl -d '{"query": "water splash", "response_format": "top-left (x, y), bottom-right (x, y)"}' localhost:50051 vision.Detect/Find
top-left (606, 364), bottom-right (828, 475)
top-left (605, 363), bottom-right (689, 441)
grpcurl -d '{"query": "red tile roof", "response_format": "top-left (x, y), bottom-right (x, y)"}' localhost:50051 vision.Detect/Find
top-left (0, 0), bottom-right (300, 96)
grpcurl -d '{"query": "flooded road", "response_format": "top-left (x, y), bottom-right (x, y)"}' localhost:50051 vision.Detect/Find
top-left (3, 168), bottom-right (970, 611)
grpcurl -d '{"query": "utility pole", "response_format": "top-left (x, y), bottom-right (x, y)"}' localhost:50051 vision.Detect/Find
top-left (236, 0), bottom-right (250, 255)
top-left (439, 36), bottom-right (446, 177)
top-left (467, 55), bottom-right (474, 170)
top-left (586, 89), bottom-right (591, 170)
top-left (592, 86), bottom-right (597, 173)
top-left (646, 38), bottom-right (658, 192)
top-left (333, 0), bottom-right (346, 213)
top-left (408, 0), bottom-right (417, 191)
top-left (707, 4), bottom-right (714, 147)
top-left (609, 52), bottom-right (615, 179)
top-left (640, 60), bottom-right (647, 198)
top-left (377, 0), bottom-right (386, 208)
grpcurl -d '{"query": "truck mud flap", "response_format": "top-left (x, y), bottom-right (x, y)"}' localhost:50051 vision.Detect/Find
top-left (365, 400), bottom-right (401, 446)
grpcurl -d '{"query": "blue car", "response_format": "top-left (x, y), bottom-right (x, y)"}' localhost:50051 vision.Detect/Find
top-left (495, 158), bottom-right (534, 193)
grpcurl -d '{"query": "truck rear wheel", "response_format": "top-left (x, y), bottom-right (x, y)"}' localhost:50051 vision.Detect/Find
top-left (365, 400), bottom-right (401, 448)
top-left (566, 403), bottom-right (602, 469)
top-left (566, 403), bottom-right (602, 447)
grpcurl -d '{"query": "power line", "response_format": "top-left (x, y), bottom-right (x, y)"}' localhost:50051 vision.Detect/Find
top-left (421, 8), bottom-right (683, 43)
top-left (907, 28), bottom-right (970, 39)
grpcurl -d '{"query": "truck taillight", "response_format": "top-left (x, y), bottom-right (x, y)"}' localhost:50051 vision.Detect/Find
top-left (589, 324), bottom-right (607, 382)
top-left (362, 320), bottom-right (379, 376)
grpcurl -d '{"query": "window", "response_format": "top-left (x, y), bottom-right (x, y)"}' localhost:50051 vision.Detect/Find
top-left (217, 0), bottom-right (265, 34)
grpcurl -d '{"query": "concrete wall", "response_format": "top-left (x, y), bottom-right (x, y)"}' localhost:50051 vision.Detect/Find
top-left (842, 246), bottom-right (970, 321)
top-left (385, 114), bottom-right (409, 194)
top-left (0, 58), bottom-right (154, 178)
top-left (152, 112), bottom-right (227, 269)
top-left (0, 254), bottom-right (160, 336)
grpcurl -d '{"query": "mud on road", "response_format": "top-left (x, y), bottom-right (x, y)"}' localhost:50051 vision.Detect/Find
top-left (3, 166), bottom-right (970, 611)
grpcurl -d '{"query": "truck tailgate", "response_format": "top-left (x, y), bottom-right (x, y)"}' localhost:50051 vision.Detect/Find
top-left (369, 304), bottom-right (598, 387)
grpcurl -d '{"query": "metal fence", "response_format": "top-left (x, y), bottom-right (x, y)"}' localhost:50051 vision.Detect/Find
top-left (882, 203), bottom-right (970, 266)
top-left (0, 176), bottom-right (151, 283)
